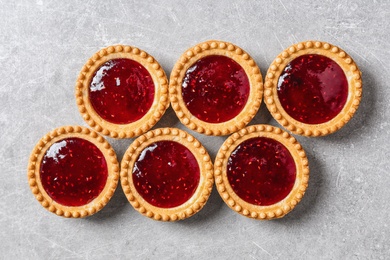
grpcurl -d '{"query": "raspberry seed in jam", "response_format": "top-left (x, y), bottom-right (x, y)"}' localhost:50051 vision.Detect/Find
top-left (277, 54), bottom-right (348, 124)
top-left (132, 141), bottom-right (200, 208)
top-left (39, 137), bottom-right (108, 207)
top-left (227, 137), bottom-right (296, 206)
top-left (89, 58), bottom-right (155, 124)
top-left (182, 55), bottom-right (250, 123)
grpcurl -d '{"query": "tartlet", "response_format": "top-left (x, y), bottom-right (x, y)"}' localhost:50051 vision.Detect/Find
top-left (27, 126), bottom-right (119, 218)
top-left (120, 128), bottom-right (214, 221)
top-left (169, 40), bottom-right (263, 136)
top-left (214, 124), bottom-right (309, 220)
top-left (75, 45), bottom-right (169, 139)
top-left (264, 41), bottom-right (362, 136)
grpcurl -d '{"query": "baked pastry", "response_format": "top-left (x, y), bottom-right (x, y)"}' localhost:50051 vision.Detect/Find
top-left (169, 40), bottom-right (263, 136)
top-left (120, 128), bottom-right (214, 221)
top-left (27, 126), bottom-right (119, 218)
top-left (264, 41), bottom-right (362, 136)
top-left (214, 124), bottom-right (309, 220)
top-left (75, 45), bottom-right (169, 139)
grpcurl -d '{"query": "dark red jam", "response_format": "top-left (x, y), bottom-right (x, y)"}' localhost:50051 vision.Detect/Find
top-left (182, 55), bottom-right (250, 123)
top-left (277, 54), bottom-right (348, 124)
top-left (227, 137), bottom-right (296, 206)
top-left (132, 141), bottom-right (200, 208)
top-left (40, 138), bottom-right (108, 207)
top-left (89, 58), bottom-right (155, 124)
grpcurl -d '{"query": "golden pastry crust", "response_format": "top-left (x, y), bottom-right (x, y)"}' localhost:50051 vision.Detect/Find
top-left (169, 40), bottom-right (263, 136)
top-left (120, 128), bottom-right (214, 221)
top-left (75, 45), bottom-right (169, 139)
top-left (264, 41), bottom-right (362, 136)
top-left (214, 124), bottom-right (309, 220)
top-left (27, 126), bottom-right (119, 218)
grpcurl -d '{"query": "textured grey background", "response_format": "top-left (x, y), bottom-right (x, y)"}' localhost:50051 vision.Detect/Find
top-left (1, 0), bottom-right (389, 259)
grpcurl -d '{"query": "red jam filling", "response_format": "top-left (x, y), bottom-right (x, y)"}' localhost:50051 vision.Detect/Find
top-left (277, 54), bottom-right (348, 124)
top-left (40, 138), bottom-right (108, 207)
top-left (132, 141), bottom-right (200, 208)
top-left (89, 58), bottom-right (155, 124)
top-left (182, 55), bottom-right (250, 123)
top-left (227, 137), bottom-right (296, 206)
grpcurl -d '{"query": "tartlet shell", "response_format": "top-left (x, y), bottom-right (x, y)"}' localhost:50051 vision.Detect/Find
top-left (75, 45), bottom-right (169, 139)
top-left (264, 40), bottom-right (362, 137)
top-left (169, 40), bottom-right (263, 136)
top-left (120, 127), bottom-right (214, 221)
top-left (214, 124), bottom-right (309, 220)
top-left (27, 126), bottom-right (119, 218)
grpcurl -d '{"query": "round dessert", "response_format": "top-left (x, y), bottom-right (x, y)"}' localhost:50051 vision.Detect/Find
top-left (265, 41), bottom-right (362, 136)
top-left (75, 45), bottom-right (169, 139)
top-left (27, 126), bottom-right (119, 218)
top-left (120, 128), bottom-right (214, 221)
top-left (170, 40), bottom-right (263, 136)
top-left (214, 125), bottom-right (309, 220)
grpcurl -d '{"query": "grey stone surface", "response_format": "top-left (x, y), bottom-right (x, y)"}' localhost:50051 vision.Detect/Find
top-left (0, 0), bottom-right (389, 259)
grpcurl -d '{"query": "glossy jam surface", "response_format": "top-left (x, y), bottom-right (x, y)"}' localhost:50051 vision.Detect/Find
top-left (227, 137), bottom-right (296, 206)
top-left (89, 58), bottom-right (155, 124)
top-left (40, 137), bottom-right (108, 207)
top-left (132, 141), bottom-right (200, 208)
top-left (182, 55), bottom-right (250, 123)
top-left (277, 54), bottom-right (348, 124)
